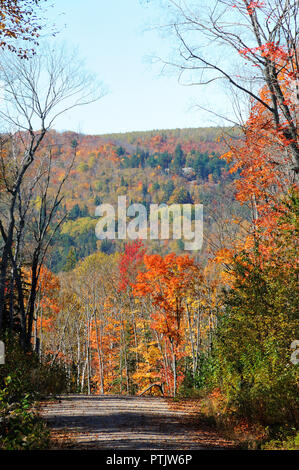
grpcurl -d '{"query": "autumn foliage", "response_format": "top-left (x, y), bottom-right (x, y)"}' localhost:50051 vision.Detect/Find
top-left (1, 1), bottom-right (298, 450)
top-left (0, 0), bottom-right (47, 57)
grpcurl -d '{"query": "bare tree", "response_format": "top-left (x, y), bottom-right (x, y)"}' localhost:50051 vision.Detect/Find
top-left (0, 45), bottom-right (106, 342)
top-left (19, 146), bottom-right (77, 349)
top-left (150, 0), bottom-right (298, 171)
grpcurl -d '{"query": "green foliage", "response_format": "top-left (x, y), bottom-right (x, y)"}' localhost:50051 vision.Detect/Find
top-left (49, 217), bottom-right (98, 273)
top-left (172, 144), bottom-right (185, 171)
top-left (156, 152), bottom-right (172, 169)
top-left (119, 146), bottom-right (228, 179)
top-left (63, 247), bottom-right (77, 272)
top-left (0, 379), bottom-right (50, 450)
top-left (77, 162), bottom-right (89, 173)
top-left (179, 354), bottom-right (216, 397)
top-left (61, 217), bottom-right (97, 237)
top-left (0, 338), bottom-right (68, 400)
top-left (99, 126), bottom-right (239, 145)
top-left (116, 146), bottom-right (125, 157)
top-left (94, 195), bottom-right (102, 206)
top-left (95, 180), bottom-right (104, 191)
top-left (99, 239), bottom-right (115, 254)
top-left (120, 176), bottom-right (128, 187)
top-left (211, 252), bottom-right (298, 425)
top-left (169, 187), bottom-right (193, 204)
top-left (0, 337), bottom-right (68, 450)
top-left (161, 180), bottom-right (175, 203)
top-left (187, 150), bottom-right (228, 180)
top-left (262, 429), bottom-right (299, 450)
top-left (68, 203), bottom-right (89, 220)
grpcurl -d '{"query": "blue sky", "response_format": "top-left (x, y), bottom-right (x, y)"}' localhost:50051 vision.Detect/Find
top-left (46, 0), bottom-right (231, 135)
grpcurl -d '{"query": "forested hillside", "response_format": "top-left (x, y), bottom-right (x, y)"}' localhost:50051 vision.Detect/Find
top-left (0, 0), bottom-right (298, 452)
top-left (44, 127), bottom-right (243, 271)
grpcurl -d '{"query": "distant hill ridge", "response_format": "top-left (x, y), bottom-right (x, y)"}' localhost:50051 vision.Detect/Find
top-left (45, 126), bottom-right (240, 272)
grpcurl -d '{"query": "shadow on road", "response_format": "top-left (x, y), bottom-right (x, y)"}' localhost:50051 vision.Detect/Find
top-left (41, 395), bottom-right (237, 450)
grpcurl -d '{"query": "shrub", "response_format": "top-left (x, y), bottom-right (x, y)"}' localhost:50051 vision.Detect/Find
top-left (0, 336), bottom-right (68, 450)
top-left (0, 376), bottom-right (50, 450)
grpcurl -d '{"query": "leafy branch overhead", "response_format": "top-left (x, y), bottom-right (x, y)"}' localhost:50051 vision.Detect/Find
top-left (0, 0), bottom-right (49, 58)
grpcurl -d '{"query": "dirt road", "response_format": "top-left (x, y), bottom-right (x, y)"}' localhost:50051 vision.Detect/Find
top-left (40, 395), bottom-right (236, 450)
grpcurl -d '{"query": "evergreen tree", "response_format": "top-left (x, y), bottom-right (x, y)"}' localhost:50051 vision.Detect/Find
top-left (63, 247), bottom-right (77, 272)
top-left (172, 144), bottom-right (186, 172)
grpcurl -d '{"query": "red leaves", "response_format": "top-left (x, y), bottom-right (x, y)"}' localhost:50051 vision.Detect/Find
top-left (246, 1), bottom-right (265, 15)
top-left (118, 240), bottom-right (146, 291)
top-left (239, 42), bottom-right (289, 62)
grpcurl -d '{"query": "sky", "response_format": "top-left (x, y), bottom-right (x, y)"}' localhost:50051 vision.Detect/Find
top-left (45, 0), bottom-right (232, 135)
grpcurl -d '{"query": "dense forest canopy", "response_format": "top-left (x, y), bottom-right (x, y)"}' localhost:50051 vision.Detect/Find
top-left (31, 127), bottom-right (241, 272)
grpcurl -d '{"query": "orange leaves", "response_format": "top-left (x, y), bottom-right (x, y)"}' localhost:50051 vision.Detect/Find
top-left (221, 78), bottom-right (297, 244)
top-left (214, 248), bottom-right (234, 265)
top-left (38, 266), bottom-right (61, 314)
top-left (134, 253), bottom-right (199, 302)
top-left (36, 316), bottom-right (53, 333)
top-left (0, 0), bottom-right (46, 58)
top-left (218, 66), bottom-right (298, 284)
top-left (133, 253), bottom-right (201, 347)
top-left (239, 42), bottom-right (288, 62)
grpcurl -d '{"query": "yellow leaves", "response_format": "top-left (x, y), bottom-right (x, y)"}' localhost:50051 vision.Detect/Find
top-left (221, 150), bottom-right (232, 162)
top-left (77, 162), bottom-right (89, 173)
top-left (131, 338), bottom-right (161, 392)
top-left (211, 249), bottom-right (236, 287)
top-left (61, 217), bottom-right (97, 237)
top-left (33, 195), bottom-right (42, 211)
top-left (186, 297), bottom-right (199, 310)
top-left (214, 248), bottom-right (234, 265)
top-left (144, 345), bottom-right (161, 369)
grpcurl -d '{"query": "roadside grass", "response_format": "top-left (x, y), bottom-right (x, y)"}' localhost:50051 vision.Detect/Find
top-left (170, 388), bottom-right (298, 450)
